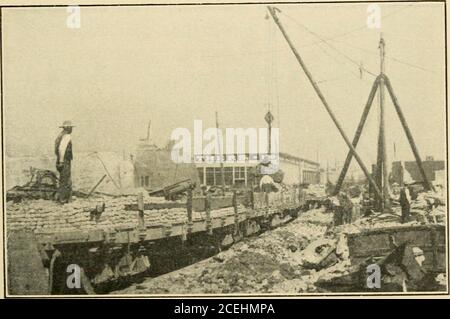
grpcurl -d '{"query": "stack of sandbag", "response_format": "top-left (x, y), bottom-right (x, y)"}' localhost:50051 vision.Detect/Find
top-left (6, 195), bottom-right (241, 234)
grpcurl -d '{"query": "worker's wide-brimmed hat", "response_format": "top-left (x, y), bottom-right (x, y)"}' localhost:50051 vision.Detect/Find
top-left (59, 120), bottom-right (75, 128)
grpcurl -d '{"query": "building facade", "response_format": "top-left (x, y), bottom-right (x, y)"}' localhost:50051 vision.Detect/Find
top-left (391, 157), bottom-right (445, 185)
top-left (134, 142), bottom-right (200, 189)
top-left (195, 152), bottom-right (321, 187)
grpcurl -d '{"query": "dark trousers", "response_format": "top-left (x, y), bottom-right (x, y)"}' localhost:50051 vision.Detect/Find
top-left (333, 207), bottom-right (344, 226)
top-left (262, 183), bottom-right (277, 193)
top-left (401, 204), bottom-right (410, 223)
top-left (57, 161), bottom-right (72, 203)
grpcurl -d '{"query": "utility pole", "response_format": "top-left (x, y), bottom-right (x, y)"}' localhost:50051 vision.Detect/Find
top-left (393, 142), bottom-right (397, 160)
top-left (376, 34), bottom-right (391, 210)
top-left (146, 120), bottom-right (151, 142)
top-left (215, 111), bottom-right (226, 194)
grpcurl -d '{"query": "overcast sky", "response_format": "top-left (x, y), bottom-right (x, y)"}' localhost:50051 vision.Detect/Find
top-left (2, 2), bottom-right (446, 172)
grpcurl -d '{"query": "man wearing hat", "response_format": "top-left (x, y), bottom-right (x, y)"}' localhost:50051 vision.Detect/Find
top-left (55, 121), bottom-right (74, 203)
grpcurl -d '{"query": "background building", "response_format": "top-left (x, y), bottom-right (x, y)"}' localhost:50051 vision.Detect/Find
top-left (134, 142), bottom-right (200, 189)
top-left (391, 156), bottom-right (445, 186)
top-left (195, 152), bottom-right (321, 187)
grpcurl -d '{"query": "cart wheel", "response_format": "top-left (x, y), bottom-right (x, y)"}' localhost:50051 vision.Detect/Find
top-left (270, 214), bottom-right (282, 228)
top-left (80, 267), bottom-right (96, 295)
top-left (49, 250), bottom-right (96, 295)
top-left (220, 234), bottom-right (234, 248)
top-left (245, 220), bottom-right (261, 236)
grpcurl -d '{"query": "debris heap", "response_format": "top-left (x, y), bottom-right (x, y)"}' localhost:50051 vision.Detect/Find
top-left (113, 208), bottom-right (350, 294)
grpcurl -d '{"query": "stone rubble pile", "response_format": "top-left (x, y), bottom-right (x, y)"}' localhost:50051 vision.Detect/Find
top-left (409, 190), bottom-right (446, 223)
top-left (304, 184), bottom-right (327, 198)
top-left (113, 195), bottom-right (447, 295)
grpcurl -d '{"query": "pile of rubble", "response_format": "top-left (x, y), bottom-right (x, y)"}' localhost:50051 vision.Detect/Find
top-left (6, 194), bottom-right (241, 234)
top-left (113, 193), bottom-right (447, 294)
top-left (296, 208), bottom-right (333, 226)
top-left (113, 207), bottom-right (354, 294)
top-left (409, 190), bottom-right (446, 224)
top-left (304, 184), bottom-right (326, 198)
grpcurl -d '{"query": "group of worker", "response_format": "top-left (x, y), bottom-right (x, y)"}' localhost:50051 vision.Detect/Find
top-left (331, 183), bottom-right (412, 226)
top-left (332, 191), bottom-right (362, 226)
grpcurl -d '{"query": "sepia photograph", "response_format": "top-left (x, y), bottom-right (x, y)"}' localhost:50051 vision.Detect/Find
top-left (0, 0), bottom-right (448, 298)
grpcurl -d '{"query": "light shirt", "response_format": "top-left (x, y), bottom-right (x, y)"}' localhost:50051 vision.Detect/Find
top-left (260, 175), bottom-right (275, 188)
top-left (58, 134), bottom-right (71, 162)
top-left (405, 187), bottom-right (411, 202)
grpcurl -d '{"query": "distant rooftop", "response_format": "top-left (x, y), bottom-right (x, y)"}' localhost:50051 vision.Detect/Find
top-left (191, 152), bottom-right (319, 166)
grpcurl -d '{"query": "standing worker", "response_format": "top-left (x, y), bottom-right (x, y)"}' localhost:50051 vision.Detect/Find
top-left (341, 193), bottom-right (354, 224)
top-left (331, 195), bottom-right (343, 226)
top-left (55, 121), bottom-right (74, 203)
top-left (399, 185), bottom-right (411, 223)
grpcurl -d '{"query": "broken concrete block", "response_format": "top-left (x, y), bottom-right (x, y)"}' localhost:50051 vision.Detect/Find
top-left (300, 238), bottom-right (339, 270)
